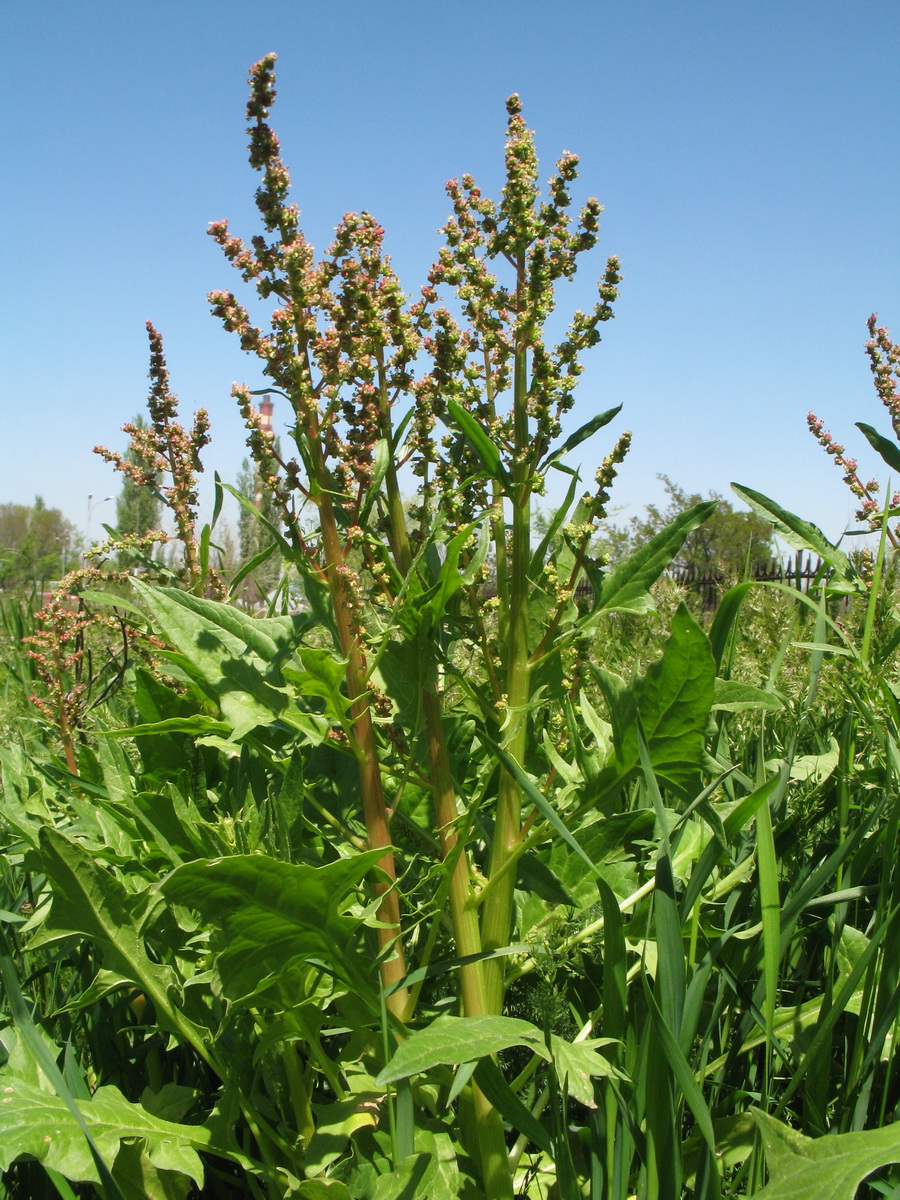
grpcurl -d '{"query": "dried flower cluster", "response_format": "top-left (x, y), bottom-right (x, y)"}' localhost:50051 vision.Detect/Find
top-left (94, 322), bottom-right (215, 592)
top-left (808, 315), bottom-right (900, 547)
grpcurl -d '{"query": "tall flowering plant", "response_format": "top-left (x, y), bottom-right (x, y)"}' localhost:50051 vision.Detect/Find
top-left (94, 321), bottom-right (215, 593)
top-left (52, 54), bottom-right (710, 1199)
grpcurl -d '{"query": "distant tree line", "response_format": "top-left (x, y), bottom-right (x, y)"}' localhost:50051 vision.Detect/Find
top-left (0, 498), bottom-right (77, 591)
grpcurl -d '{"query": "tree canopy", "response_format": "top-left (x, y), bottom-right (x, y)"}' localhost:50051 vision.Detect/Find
top-left (0, 498), bottom-right (76, 590)
top-left (619, 475), bottom-right (777, 578)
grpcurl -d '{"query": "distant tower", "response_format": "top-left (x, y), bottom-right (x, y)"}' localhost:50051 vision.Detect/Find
top-left (258, 395), bottom-right (274, 433)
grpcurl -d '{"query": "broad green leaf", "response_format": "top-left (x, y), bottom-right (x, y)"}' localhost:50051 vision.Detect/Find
top-left (132, 581), bottom-right (290, 738)
top-left (598, 605), bottom-right (715, 786)
top-left (376, 1015), bottom-right (549, 1085)
top-left (594, 501), bottom-right (718, 615)
top-left (768, 739), bottom-right (840, 784)
top-left (134, 577), bottom-right (307, 665)
top-left (111, 1139), bottom-right (192, 1200)
top-left (549, 811), bottom-right (655, 908)
top-left (713, 679), bottom-right (784, 712)
top-left (549, 1036), bottom-right (623, 1107)
top-left (856, 421), bottom-right (900, 476)
top-left (752, 1110), bottom-right (900, 1200)
top-left (0, 941), bottom-right (129, 1199)
top-left (305, 1094), bottom-right (380, 1177)
top-left (161, 851), bottom-right (385, 1006)
top-left (0, 1077), bottom-right (206, 1187)
top-left (282, 645), bottom-right (352, 723)
top-left (294, 1182), bottom-right (352, 1199)
top-left (0, 1033), bottom-right (252, 1189)
top-left (32, 830), bottom-right (210, 1056)
top-left (296, 1180), bottom-right (352, 1200)
top-left (372, 1133), bottom-right (460, 1200)
top-left (731, 484), bottom-right (855, 582)
top-left (78, 589), bottom-right (147, 619)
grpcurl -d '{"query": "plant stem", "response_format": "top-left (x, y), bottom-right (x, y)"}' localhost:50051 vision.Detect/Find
top-left (481, 296), bottom-right (531, 1016)
top-left (380, 394), bottom-right (511, 1197)
top-left (307, 423), bottom-right (409, 1018)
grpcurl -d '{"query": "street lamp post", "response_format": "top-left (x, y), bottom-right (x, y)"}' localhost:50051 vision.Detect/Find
top-left (85, 494), bottom-right (113, 563)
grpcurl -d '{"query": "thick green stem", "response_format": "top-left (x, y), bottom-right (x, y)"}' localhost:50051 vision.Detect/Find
top-left (481, 319), bottom-right (531, 1016)
top-left (380, 376), bottom-right (510, 1198)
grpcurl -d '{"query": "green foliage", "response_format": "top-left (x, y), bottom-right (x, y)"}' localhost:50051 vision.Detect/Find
top-left (0, 497), bottom-right (75, 590)
top-left (539, 475), bottom-right (778, 582)
top-left (234, 452), bottom-right (282, 604)
top-left (751, 1111), bottom-right (900, 1200)
top-left (628, 476), bottom-right (777, 577)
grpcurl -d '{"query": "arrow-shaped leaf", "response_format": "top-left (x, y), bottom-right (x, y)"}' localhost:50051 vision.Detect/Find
top-left (752, 1109), bottom-right (900, 1200)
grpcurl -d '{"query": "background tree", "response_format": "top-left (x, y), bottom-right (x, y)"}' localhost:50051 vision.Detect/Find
top-left (538, 474), bottom-right (776, 577)
top-left (0, 498), bottom-right (76, 591)
top-left (621, 474), bottom-right (777, 577)
top-left (234, 452), bottom-right (282, 604)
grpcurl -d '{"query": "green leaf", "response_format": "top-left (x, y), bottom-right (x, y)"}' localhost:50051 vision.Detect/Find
top-left (708, 581), bottom-right (755, 671)
top-left (294, 1181), bottom-right (353, 1199)
top-left (790, 742), bottom-right (841, 784)
top-left (598, 605), bottom-right (715, 786)
top-left (713, 679), bottom-right (784, 712)
top-left (161, 851), bottom-right (385, 1006)
top-left (0, 1030), bottom-right (252, 1190)
top-left (549, 1036), bottom-right (623, 1107)
top-left (79, 589), bottom-right (147, 619)
top-left (223, 482), bottom-right (295, 561)
top-left (594, 501), bottom-right (718, 615)
top-left (376, 1015), bottom-right (550, 1086)
top-left (542, 405), bottom-right (622, 468)
top-left (856, 421), bottom-right (900, 476)
top-left (445, 398), bottom-right (510, 487)
top-left (0, 935), bottom-right (129, 1200)
top-left (282, 645), bottom-right (352, 722)
top-left (359, 437), bottom-right (392, 525)
top-left (101, 716), bottom-right (232, 739)
top-left (751, 1110), bottom-right (900, 1200)
top-left (730, 484), bottom-right (855, 582)
top-left (0, 1073), bottom-right (205, 1188)
top-left (131, 581), bottom-right (292, 738)
top-left (228, 539), bottom-right (279, 594)
top-left (33, 830), bottom-right (210, 1056)
top-left (305, 1094), bottom-right (380, 1177)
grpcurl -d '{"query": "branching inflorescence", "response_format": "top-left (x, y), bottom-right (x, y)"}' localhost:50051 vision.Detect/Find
top-left (94, 322), bottom-right (215, 592)
top-left (808, 316), bottom-right (900, 552)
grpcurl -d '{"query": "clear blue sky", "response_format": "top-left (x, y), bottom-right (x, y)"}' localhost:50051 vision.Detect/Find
top-left (2, 1), bottom-right (898, 546)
